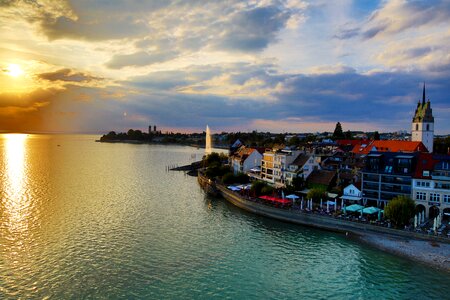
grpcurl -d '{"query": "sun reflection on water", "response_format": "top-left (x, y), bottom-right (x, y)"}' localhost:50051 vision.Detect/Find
top-left (2, 134), bottom-right (30, 235)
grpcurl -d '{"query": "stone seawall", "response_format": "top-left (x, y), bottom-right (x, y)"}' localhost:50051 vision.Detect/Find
top-left (198, 174), bottom-right (450, 244)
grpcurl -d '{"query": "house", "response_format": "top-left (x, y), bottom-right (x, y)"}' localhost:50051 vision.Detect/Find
top-left (261, 148), bottom-right (301, 187)
top-left (230, 146), bottom-right (263, 175)
top-left (412, 153), bottom-right (450, 220)
top-left (336, 139), bottom-right (370, 152)
top-left (306, 169), bottom-right (337, 191)
top-left (341, 183), bottom-right (362, 204)
top-left (284, 152), bottom-right (320, 186)
top-left (352, 140), bottom-right (428, 156)
top-left (360, 152), bottom-right (419, 207)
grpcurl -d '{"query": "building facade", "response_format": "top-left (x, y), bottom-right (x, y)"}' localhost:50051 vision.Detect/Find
top-left (261, 149), bottom-right (301, 187)
top-left (412, 154), bottom-right (450, 219)
top-left (361, 152), bottom-right (418, 207)
top-left (230, 147), bottom-right (263, 175)
top-left (284, 153), bottom-right (320, 186)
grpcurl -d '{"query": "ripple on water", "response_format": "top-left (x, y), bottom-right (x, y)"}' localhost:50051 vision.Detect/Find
top-left (1, 136), bottom-right (449, 299)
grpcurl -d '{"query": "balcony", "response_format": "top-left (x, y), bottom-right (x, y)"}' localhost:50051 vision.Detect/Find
top-left (364, 183), bottom-right (379, 191)
top-left (363, 174), bottom-right (379, 182)
top-left (381, 175), bottom-right (410, 185)
top-left (363, 191), bottom-right (379, 199)
top-left (381, 184), bottom-right (411, 193)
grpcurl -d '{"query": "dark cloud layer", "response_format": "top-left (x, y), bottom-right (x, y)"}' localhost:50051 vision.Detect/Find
top-left (38, 68), bottom-right (101, 82)
top-left (213, 5), bottom-right (290, 52)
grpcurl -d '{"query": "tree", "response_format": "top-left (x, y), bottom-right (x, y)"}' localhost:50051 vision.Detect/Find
top-left (306, 187), bottom-right (327, 202)
top-left (344, 130), bottom-right (353, 140)
top-left (288, 136), bottom-right (300, 147)
top-left (373, 131), bottom-right (380, 140)
top-left (332, 122), bottom-right (344, 140)
top-left (384, 195), bottom-right (415, 228)
top-left (251, 181), bottom-right (267, 197)
top-left (261, 185), bottom-right (275, 195)
top-left (291, 176), bottom-right (304, 190)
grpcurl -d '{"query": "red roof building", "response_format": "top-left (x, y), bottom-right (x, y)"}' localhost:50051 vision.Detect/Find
top-left (351, 140), bottom-right (428, 155)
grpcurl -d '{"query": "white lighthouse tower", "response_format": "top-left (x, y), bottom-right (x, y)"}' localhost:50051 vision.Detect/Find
top-left (411, 83), bottom-right (434, 153)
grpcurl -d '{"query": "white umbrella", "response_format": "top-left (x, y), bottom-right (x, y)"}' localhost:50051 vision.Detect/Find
top-left (300, 199), bottom-right (303, 210)
top-left (421, 211), bottom-right (425, 223)
top-left (310, 199), bottom-right (313, 210)
top-left (326, 201), bottom-right (329, 213)
top-left (414, 215), bottom-right (417, 228)
top-left (341, 198), bottom-right (344, 209)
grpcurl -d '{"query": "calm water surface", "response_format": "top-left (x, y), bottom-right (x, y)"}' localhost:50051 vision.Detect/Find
top-left (0, 134), bottom-right (449, 299)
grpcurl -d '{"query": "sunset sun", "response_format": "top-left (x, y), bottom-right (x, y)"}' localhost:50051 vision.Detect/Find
top-left (6, 64), bottom-right (24, 77)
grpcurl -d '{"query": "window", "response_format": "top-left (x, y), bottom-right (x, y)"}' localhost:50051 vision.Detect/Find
top-left (435, 183), bottom-right (450, 190)
top-left (415, 181), bottom-right (430, 187)
top-left (397, 158), bottom-right (411, 173)
top-left (422, 170), bottom-right (430, 177)
top-left (416, 124), bottom-right (419, 131)
top-left (416, 192), bottom-right (426, 201)
top-left (384, 165), bottom-right (393, 173)
top-left (426, 124), bottom-right (430, 131)
top-left (430, 193), bottom-right (440, 202)
top-left (444, 195), bottom-right (450, 203)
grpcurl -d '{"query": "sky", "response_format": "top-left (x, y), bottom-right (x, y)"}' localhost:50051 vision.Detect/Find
top-left (0, 0), bottom-right (449, 134)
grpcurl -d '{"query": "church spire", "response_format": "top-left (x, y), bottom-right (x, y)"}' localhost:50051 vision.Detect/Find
top-left (422, 82), bottom-right (426, 105)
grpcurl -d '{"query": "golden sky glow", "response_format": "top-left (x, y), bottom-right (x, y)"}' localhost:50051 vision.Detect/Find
top-left (5, 64), bottom-right (24, 77)
top-left (0, 1), bottom-right (449, 134)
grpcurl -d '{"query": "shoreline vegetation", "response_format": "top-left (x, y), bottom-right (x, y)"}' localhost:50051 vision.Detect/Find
top-left (97, 128), bottom-right (450, 154)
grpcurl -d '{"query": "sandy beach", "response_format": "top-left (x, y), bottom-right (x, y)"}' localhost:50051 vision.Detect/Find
top-left (359, 234), bottom-right (450, 272)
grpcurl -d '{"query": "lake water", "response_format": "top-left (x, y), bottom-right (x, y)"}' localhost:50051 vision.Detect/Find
top-left (0, 134), bottom-right (449, 299)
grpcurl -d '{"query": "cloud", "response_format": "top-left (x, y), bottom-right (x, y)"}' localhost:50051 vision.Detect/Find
top-left (38, 68), bottom-right (101, 82)
top-left (212, 5), bottom-right (290, 52)
top-left (336, 0), bottom-right (450, 40)
top-left (106, 50), bottom-right (178, 69)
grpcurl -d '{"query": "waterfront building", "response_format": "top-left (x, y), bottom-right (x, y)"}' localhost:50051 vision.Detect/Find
top-left (284, 152), bottom-right (320, 186)
top-left (341, 183), bottom-right (362, 204)
top-left (361, 152), bottom-right (419, 207)
top-left (230, 146), bottom-right (263, 175)
top-left (306, 169), bottom-right (337, 191)
top-left (352, 140), bottom-right (427, 156)
top-left (411, 84), bottom-right (434, 153)
top-left (412, 153), bottom-right (450, 219)
top-left (261, 149), bottom-right (301, 187)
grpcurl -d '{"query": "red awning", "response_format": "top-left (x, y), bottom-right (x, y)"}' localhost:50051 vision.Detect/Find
top-left (259, 195), bottom-right (292, 205)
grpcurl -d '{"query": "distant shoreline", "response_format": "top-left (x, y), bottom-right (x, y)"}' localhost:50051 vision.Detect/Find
top-left (96, 139), bottom-right (229, 149)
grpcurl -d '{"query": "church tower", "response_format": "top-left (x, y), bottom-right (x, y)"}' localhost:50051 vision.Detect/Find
top-left (411, 83), bottom-right (434, 152)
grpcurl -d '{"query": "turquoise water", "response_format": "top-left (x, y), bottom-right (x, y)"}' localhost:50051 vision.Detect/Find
top-left (0, 134), bottom-right (449, 299)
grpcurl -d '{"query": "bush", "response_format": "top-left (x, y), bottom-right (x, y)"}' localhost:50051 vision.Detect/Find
top-left (205, 165), bottom-right (230, 179)
top-left (251, 181), bottom-right (267, 197)
top-left (235, 173), bottom-right (249, 184)
top-left (261, 185), bottom-right (275, 195)
top-left (222, 172), bottom-right (236, 184)
top-left (306, 188), bottom-right (327, 202)
top-left (384, 195), bottom-right (415, 228)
